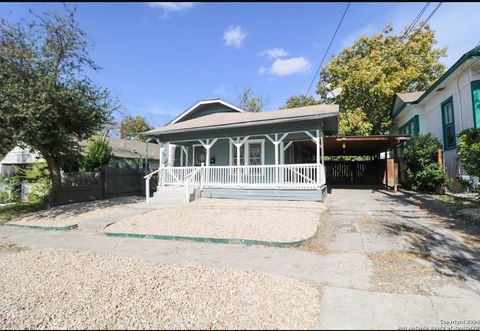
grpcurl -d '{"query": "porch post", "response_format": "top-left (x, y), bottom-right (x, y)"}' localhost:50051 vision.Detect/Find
top-left (156, 139), bottom-right (164, 188)
top-left (265, 133), bottom-right (288, 187)
top-left (145, 139), bottom-right (149, 171)
top-left (236, 137), bottom-right (241, 185)
top-left (229, 136), bottom-right (249, 187)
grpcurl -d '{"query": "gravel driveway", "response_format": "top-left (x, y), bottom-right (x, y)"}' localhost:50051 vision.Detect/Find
top-left (105, 199), bottom-right (324, 243)
top-left (0, 249), bottom-right (321, 330)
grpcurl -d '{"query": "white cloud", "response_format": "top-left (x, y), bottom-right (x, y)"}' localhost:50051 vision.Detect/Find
top-left (147, 2), bottom-right (195, 16)
top-left (268, 57), bottom-right (311, 76)
top-left (223, 25), bottom-right (247, 49)
top-left (259, 48), bottom-right (289, 59)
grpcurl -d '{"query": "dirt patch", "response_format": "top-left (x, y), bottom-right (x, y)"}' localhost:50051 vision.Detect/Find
top-left (0, 239), bottom-right (29, 254)
top-left (368, 250), bottom-right (466, 294)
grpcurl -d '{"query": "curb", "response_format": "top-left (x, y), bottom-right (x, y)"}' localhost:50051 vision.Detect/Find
top-left (4, 223), bottom-right (78, 231)
top-left (104, 231), bottom-right (315, 248)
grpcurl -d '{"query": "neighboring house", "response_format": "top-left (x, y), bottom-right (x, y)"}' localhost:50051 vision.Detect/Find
top-left (391, 45), bottom-right (480, 179)
top-left (143, 98), bottom-right (340, 201)
top-left (0, 138), bottom-right (160, 178)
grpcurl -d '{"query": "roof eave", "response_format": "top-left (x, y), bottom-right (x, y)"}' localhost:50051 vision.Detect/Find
top-left (391, 47), bottom-right (480, 119)
top-left (145, 112), bottom-right (338, 137)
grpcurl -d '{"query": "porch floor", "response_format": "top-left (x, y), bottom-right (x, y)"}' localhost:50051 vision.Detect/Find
top-left (105, 199), bottom-right (325, 245)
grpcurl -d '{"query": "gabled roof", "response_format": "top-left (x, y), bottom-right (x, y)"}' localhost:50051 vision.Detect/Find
top-left (167, 98), bottom-right (245, 125)
top-left (145, 104), bottom-right (339, 136)
top-left (391, 45), bottom-right (480, 118)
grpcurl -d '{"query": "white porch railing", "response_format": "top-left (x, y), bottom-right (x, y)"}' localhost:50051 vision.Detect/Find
top-left (146, 163), bottom-right (326, 202)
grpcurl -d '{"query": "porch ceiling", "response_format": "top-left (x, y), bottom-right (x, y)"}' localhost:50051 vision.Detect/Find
top-left (301, 135), bottom-right (409, 156)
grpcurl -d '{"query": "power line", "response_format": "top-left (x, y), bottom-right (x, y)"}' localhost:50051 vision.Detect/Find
top-left (367, 2), bottom-right (442, 85)
top-left (402, 2), bottom-right (430, 39)
top-left (418, 2), bottom-right (442, 30)
top-left (305, 2), bottom-right (350, 97)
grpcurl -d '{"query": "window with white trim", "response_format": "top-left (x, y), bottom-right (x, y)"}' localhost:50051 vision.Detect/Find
top-left (229, 140), bottom-right (265, 166)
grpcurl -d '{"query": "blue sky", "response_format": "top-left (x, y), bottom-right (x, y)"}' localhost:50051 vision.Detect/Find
top-left (1, 2), bottom-right (480, 129)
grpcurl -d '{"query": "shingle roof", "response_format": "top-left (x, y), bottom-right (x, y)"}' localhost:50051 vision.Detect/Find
top-left (145, 104), bottom-right (339, 135)
top-left (395, 91), bottom-right (424, 103)
top-left (79, 138), bottom-right (160, 160)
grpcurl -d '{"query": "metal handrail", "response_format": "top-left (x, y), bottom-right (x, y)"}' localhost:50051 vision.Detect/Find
top-left (144, 168), bottom-right (162, 203)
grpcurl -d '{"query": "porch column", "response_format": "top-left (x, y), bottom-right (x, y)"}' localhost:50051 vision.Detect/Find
top-left (181, 146), bottom-right (188, 167)
top-left (305, 130), bottom-right (321, 186)
top-left (156, 139), bottom-right (165, 187)
top-left (198, 138), bottom-right (218, 167)
top-left (265, 133), bottom-right (288, 186)
top-left (229, 136), bottom-right (249, 186)
top-left (145, 139), bottom-right (150, 171)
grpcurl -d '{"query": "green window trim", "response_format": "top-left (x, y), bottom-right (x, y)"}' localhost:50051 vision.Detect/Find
top-left (399, 115), bottom-right (420, 136)
top-left (441, 96), bottom-right (456, 150)
top-left (471, 80), bottom-right (480, 129)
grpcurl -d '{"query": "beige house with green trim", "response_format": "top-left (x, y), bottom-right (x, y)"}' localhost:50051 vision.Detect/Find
top-left (391, 45), bottom-right (480, 180)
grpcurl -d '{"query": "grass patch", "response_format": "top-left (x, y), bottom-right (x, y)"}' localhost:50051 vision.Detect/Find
top-left (430, 194), bottom-right (479, 207)
top-left (0, 201), bottom-right (48, 225)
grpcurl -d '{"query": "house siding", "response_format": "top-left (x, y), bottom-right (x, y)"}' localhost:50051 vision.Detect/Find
top-left (392, 67), bottom-right (480, 177)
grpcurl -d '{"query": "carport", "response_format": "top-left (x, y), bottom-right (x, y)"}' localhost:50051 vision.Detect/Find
top-left (298, 135), bottom-right (409, 189)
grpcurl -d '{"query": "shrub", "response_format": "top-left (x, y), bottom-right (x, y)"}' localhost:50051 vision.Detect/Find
top-left (457, 128), bottom-right (480, 179)
top-left (81, 136), bottom-right (114, 172)
top-left (403, 134), bottom-right (451, 192)
top-left (19, 162), bottom-right (52, 203)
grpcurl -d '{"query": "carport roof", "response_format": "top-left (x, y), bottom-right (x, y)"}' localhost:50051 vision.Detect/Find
top-left (322, 135), bottom-right (409, 156)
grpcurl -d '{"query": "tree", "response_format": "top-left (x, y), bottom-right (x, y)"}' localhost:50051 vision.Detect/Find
top-left (120, 115), bottom-right (152, 141)
top-left (457, 128), bottom-right (480, 179)
top-left (316, 24), bottom-right (446, 135)
top-left (238, 88), bottom-right (268, 112)
top-left (0, 7), bottom-right (114, 189)
top-left (284, 95), bottom-right (320, 108)
top-left (403, 134), bottom-right (451, 192)
top-left (81, 136), bottom-right (113, 172)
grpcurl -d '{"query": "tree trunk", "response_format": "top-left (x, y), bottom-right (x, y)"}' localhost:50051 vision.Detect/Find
top-left (45, 157), bottom-right (62, 189)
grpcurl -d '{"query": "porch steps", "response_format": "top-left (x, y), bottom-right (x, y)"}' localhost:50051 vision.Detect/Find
top-left (149, 186), bottom-right (190, 206)
top-left (201, 187), bottom-right (327, 202)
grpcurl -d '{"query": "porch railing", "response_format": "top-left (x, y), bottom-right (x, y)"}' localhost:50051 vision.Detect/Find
top-left (148, 163), bottom-right (325, 194)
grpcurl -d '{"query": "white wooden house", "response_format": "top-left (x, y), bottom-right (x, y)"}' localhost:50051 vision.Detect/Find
top-left (391, 45), bottom-right (480, 182)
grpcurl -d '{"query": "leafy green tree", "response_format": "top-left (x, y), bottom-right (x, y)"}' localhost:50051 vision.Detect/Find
top-left (0, 8), bottom-right (114, 189)
top-left (120, 115), bottom-right (152, 141)
top-left (284, 95), bottom-right (320, 108)
top-left (81, 136), bottom-right (113, 172)
top-left (457, 128), bottom-right (480, 179)
top-left (238, 88), bottom-right (268, 112)
top-left (316, 24), bottom-right (446, 134)
top-left (403, 134), bottom-right (451, 192)
top-left (338, 108), bottom-right (373, 136)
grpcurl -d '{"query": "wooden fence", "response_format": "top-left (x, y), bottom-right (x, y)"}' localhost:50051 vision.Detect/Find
top-left (50, 167), bottom-right (147, 206)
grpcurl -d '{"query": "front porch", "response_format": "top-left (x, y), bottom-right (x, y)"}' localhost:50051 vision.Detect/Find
top-left (142, 104), bottom-right (339, 202)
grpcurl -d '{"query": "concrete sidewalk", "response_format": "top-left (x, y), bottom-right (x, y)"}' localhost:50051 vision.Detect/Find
top-left (1, 189), bottom-right (480, 329)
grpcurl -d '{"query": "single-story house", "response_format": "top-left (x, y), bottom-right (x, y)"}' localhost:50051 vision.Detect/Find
top-left (143, 98), bottom-right (407, 202)
top-left (0, 138), bottom-right (160, 178)
top-left (391, 45), bottom-right (480, 181)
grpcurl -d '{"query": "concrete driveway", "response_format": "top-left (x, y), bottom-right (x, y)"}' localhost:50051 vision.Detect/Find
top-left (1, 189), bottom-right (479, 329)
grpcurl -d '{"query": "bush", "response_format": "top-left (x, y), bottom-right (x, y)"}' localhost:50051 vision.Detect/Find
top-left (403, 134), bottom-right (451, 192)
top-left (81, 136), bottom-right (113, 172)
top-left (19, 162), bottom-right (51, 203)
top-left (457, 128), bottom-right (480, 179)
